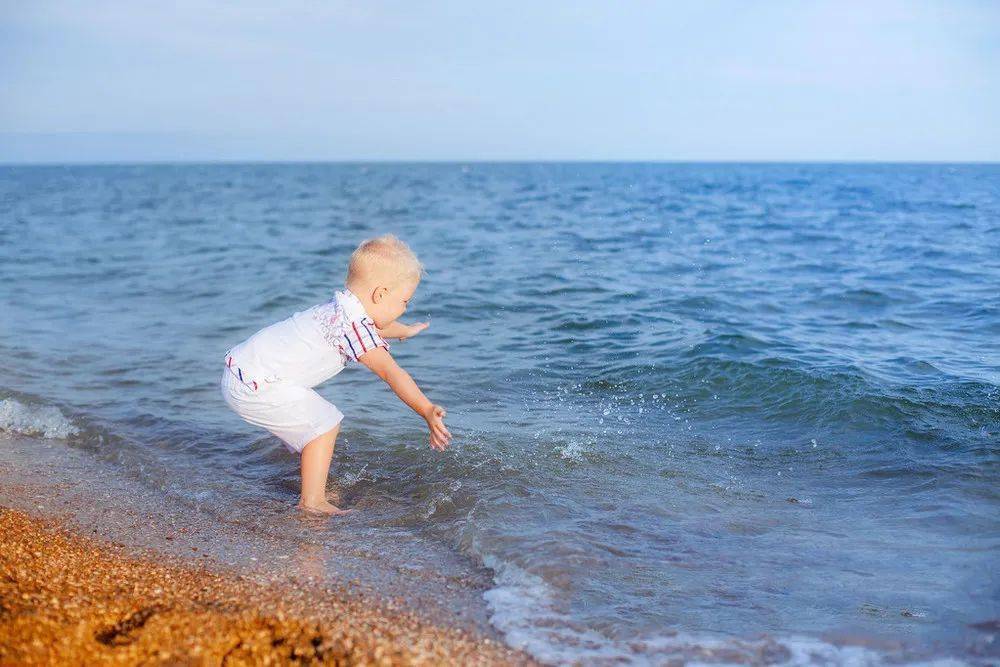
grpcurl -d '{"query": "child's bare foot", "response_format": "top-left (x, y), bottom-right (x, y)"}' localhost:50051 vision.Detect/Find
top-left (296, 499), bottom-right (353, 516)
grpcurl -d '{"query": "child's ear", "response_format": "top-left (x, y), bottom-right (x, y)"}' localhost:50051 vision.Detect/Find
top-left (372, 286), bottom-right (388, 303)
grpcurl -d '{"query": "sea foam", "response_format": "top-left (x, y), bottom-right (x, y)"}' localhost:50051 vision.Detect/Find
top-left (0, 397), bottom-right (79, 440)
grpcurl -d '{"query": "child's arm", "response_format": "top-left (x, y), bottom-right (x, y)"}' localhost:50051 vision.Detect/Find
top-left (377, 321), bottom-right (429, 341)
top-left (358, 347), bottom-right (451, 450)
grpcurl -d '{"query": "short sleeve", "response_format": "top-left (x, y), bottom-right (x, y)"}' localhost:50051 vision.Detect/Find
top-left (339, 315), bottom-right (390, 362)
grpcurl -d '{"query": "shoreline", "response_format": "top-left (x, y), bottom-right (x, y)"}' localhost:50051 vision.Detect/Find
top-left (0, 434), bottom-right (535, 665)
top-left (0, 507), bottom-right (533, 665)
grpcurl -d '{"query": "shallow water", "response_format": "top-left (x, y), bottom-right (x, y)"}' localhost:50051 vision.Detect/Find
top-left (1, 163), bottom-right (998, 664)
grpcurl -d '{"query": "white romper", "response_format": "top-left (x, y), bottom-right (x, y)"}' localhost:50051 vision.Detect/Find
top-left (220, 289), bottom-right (389, 452)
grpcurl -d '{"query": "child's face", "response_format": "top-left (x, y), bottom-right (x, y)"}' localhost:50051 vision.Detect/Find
top-left (370, 277), bottom-right (418, 328)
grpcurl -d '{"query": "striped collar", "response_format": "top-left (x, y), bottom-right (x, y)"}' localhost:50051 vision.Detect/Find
top-left (336, 288), bottom-right (375, 322)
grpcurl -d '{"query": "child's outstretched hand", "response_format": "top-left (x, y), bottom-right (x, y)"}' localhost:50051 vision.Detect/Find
top-left (401, 322), bottom-right (429, 340)
top-left (423, 404), bottom-right (452, 451)
top-left (378, 321), bottom-right (429, 341)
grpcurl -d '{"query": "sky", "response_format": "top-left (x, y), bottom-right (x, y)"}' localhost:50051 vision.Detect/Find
top-left (1, 1), bottom-right (998, 163)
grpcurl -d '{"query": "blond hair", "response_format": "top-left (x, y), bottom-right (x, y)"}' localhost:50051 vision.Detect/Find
top-left (346, 234), bottom-right (424, 287)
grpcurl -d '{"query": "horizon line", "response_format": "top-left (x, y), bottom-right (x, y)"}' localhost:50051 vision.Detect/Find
top-left (2, 158), bottom-right (998, 168)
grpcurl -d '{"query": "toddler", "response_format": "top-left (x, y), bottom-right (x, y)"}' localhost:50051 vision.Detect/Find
top-left (220, 235), bottom-right (451, 515)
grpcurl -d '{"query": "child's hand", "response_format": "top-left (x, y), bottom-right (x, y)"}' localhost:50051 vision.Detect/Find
top-left (423, 404), bottom-right (452, 451)
top-left (359, 349), bottom-right (451, 450)
top-left (400, 322), bottom-right (429, 340)
top-left (377, 321), bottom-right (430, 341)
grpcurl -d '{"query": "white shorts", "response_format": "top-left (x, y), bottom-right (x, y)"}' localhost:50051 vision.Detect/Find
top-left (220, 367), bottom-right (344, 453)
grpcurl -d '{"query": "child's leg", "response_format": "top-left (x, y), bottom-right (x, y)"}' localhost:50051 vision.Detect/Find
top-left (297, 424), bottom-right (351, 515)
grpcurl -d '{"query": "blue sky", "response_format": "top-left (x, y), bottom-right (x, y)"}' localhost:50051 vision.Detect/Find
top-left (1, 1), bottom-right (997, 162)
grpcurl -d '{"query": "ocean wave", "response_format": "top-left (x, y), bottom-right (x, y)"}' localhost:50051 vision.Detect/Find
top-left (0, 396), bottom-right (79, 439)
top-left (478, 548), bottom-right (960, 666)
top-left (569, 343), bottom-right (999, 448)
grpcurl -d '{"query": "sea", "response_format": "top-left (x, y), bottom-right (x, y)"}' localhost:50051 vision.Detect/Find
top-left (1, 162), bottom-right (997, 665)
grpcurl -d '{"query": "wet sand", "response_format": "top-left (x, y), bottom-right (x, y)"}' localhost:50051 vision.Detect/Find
top-left (0, 507), bottom-right (533, 665)
top-left (0, 435), bottom-right (535, 665)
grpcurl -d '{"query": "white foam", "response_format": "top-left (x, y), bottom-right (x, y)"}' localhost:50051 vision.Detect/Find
top-left (557, 441), bottom-right (585, 461)
top-left (0, 397), bottom-right (79, 440)
top-left (480, 553), bottom-right (971, 666)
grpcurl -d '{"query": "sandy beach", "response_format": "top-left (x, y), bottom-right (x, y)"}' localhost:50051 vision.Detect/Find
top-left (0, 433), bottom-right (535, 666)
top-left (0, 506), bottom-right (533, 665)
